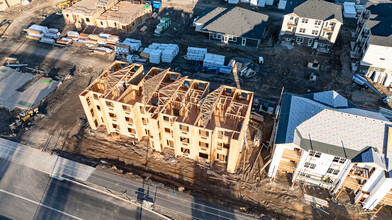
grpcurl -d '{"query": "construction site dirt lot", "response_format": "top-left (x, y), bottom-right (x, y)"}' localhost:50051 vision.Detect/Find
top-left (1, 0), bottom-right (392, 219)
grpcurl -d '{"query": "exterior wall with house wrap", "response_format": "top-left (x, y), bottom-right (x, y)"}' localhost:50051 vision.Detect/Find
top-left (268, 91), bottom-right (392, 210)
top-left (80, 61), bottom-right (253, 173)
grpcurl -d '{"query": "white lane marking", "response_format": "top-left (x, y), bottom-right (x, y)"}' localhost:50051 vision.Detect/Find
top-left (0, 188), bottom-right (83, 220)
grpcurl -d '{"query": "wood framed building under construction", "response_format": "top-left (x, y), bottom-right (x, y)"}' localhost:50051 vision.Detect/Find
top-left (79, 61), bottom-right (253, 173)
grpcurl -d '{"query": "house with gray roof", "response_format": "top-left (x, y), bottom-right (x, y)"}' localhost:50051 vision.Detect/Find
top-left (280, 0), bottom-right (343, 52)
top-left (268, 90), bottom-right (392, 211)
top-left (350, 3), bottom-right (392, 89)
top-left (193, 6), bottom-right (269, 47)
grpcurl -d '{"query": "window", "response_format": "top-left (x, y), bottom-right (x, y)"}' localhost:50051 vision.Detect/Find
top-left (218, 130), bottom-right (224, 139)
top-left (164, 127), bottom-right (171, 134)
top-left (290, 16), bottom-right (294, 20)
top-left (100, 21), bottom-right (103, 26)
top-left (122, 25), bottom-right (126, 29)
top-left (109, 113), bottom-right (117, 119)
top-left (142, 118), bottom-right (148, 126)
top-left (125, 117), bottom-right (133, 124)
top-left (96, 105), bottom-right (101, 111)
top-left (180, 124), bottom-right (189, 132)
top-left (217, 142), bottom-right (223, 150)
top-left (128, 128), bottom-right (136, 134)
top-left (163, 116), bottom-right (170, 121)
top-left (199, 129), bottom-right (209, 137)
top-left (180, 137), bottom-right (189, 144)
top-left (86, 97), bottom-right (91, 106)
top-left (288, 26), bottom-right (292, 30)
top-left (327, 168), bottom-right (334, 174)
top-left (296, 37), bottom-right (304, 43)
top-left (299, 28), bottom-right (306, 33)
top-left (94, 94), bottom-right (99, 100)
top-left (199, 152), bottom-right (208, 159)
top-left (106, 101), bottom-right (113, 107)
top-left (90, 108), bottom-right (94, 117)
top-left (122, 105), bottom-right (131, 112)
top-left (112, 124), bottom-right (119, 129)
top-left (302, 18), bottom-right (308, 23)
top-left (140, 106), bottom-right (145, 114)
top-left (86, 18), bottom-right (90, 22)
top-left (333, 157), bottom-right (346, 164)
top-left (327, 168), bottom-right (340, 175)
top-left (309, 150), bottom-right (321, 158)
top-left (312, 30), bottom-right (318, 35)
top-left (217, 153), bottom-right (227, 162)
top-left (304, 162), bottom-right (316, 169)
top-left (314, 20), bottom-right (321, 25)
top-left (199, 141), bottom-right (209, 149)
top-left (333, 169), bottom-right (340, 175)
top-left (181, 147), bottom-right (190, 155)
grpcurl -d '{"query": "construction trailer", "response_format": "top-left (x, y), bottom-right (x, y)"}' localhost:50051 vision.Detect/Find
top-left (79, 61), bottom-right (253, 173)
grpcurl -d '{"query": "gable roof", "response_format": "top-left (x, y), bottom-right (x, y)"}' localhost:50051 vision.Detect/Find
top-left (195, 6), bottom-right (269, 39)
top-left (276, 91), bottom-right (391, 160)
top-left (285, 0), bottom-right (343, 23)
top-left (295, 109), bottom-right (390, 159)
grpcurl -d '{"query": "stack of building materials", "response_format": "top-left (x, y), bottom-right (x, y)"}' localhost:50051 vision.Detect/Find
top-left (44, 28), bottom-right (60, 39)
top-left (56, 37), bottom-right (73, 45)
top-left (161, 44), bottom-right (179, 63)
top-left (115, 38), bottom-right (142, 55)
top-left (278, 0), bottom-right (287, 9)
top-left (141, 48), bottom-right (153, 59)
top-left (26, 25), bottom-right (61, 43)
top-left (94, 47), bottom-right (113, 56)
top-left (142, 43), bottom-right (179, 64)
top-left (67, 31), bottom-right (79, 39)
top-left (187, 47), bottom-right (207, 61)
top-left (26, 25), bottom-right (46, 41)
top-left (149, 49), bottom-right (163, 64)
top-left (203, 53), bottom-right (225, 67)
top-left (39, 37), bottom-right (55, 44)
top-left (343, 2), bottom-right (356, 18)
top-left (154, 17), bottom-right (171, 36)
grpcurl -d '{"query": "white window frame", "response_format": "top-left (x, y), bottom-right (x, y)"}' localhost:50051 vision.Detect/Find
top-left (308, 38), bottom-right (314, 46)
top-left (241, 38), bottom-right (246, 46)
top-left (296, 37), bottom-right (304, 43)
top-left (299, 28), bottom-right (306, 33)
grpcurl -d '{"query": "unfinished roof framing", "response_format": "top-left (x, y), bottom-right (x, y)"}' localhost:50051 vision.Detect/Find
top-left (80, 61), bottom-right (254, 173)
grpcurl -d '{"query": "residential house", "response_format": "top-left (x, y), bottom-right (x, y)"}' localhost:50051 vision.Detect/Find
top-left (268, 90), bottom-right (392, 211)
top-left (193, 6), bottom-right (269, 47)
top-left (79, 61), bottom-right (254, 173)
top-left (350, 4), bottom-right (392, 88)
top-left (280, 0), bottom-right (343, 52)
top-left (63, 0), bottom-right (151, 32)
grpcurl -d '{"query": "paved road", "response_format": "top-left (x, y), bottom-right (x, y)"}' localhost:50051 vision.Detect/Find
top-left (88, 169), bottom-right (255, 220)
top-left (0, 138), bottom-right (255, 219)
top-left (0, 158), bottom-right (161, 220)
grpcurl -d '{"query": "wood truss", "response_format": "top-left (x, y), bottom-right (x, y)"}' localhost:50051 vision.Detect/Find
top-left (150, 77), bottom-right (188, 116)
top-left (103, 65), bottom-right (139, 99)
top-left (142, 68), bottom-right (169, 105)
top-left (195, 86), bottom-right (224, 128)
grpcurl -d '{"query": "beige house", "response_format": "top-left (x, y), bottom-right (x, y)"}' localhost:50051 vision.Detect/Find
top-left (280, 0), bottom-right (343, 52)
top-left (0, 0), bottom-right (22, 11)
top-left (96, 1), bottom-right (152, 32)
top-left (63, 0), bottom-right (151, 31)
top-left (79, 61), bottom-right (253, 173)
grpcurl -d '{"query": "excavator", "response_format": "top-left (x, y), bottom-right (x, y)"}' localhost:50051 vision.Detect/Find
top-left (57, 0), bottom-right (78, 13)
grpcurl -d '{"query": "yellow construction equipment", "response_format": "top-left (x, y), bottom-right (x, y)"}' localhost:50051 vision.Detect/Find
top-left (58, 0), bottom-right (72, 10)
